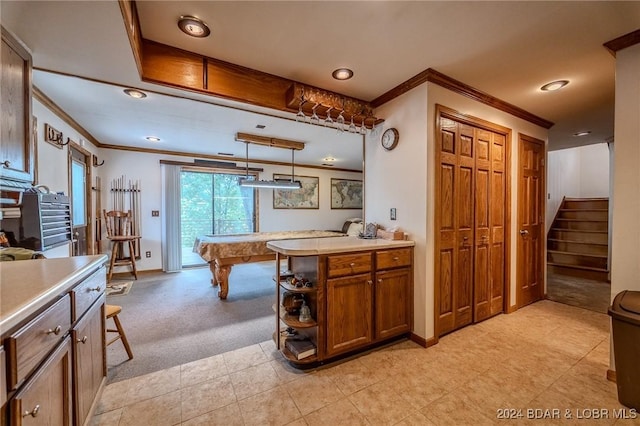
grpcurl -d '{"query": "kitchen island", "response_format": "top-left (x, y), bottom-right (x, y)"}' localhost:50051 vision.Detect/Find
top-left (1, 255), bottom-right (107, 425)
top-left (267, 236), bottom-right (414, 366)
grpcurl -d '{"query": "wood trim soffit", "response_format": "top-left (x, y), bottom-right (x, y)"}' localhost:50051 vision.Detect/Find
top-left (33, 86), bottom-right (102, 148)
top-left (373, 68), bottom-right (554, 129)
top-left (117, 0), bottom-right (144, 76)
top-left (102, 144), bottom-right (362, 173)
top-left (603, 29), bottom-right (640, 57)
top-left (159, 159), bottom-right (264, 172)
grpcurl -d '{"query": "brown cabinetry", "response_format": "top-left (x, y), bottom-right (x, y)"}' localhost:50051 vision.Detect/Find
top-left (9, 337), bottom-right (72, 426)
top-left (1, 26), bottom-right (34, 184)
top-left (273, 243), bottom-right (414, 366)
top-left (1, 261), bottom-right (106, 426)
top-left (72, 299), bottom-right (105, 425)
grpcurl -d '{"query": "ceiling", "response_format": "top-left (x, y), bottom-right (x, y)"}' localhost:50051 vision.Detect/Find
top-left (2, 1), bottom-right (639, 168)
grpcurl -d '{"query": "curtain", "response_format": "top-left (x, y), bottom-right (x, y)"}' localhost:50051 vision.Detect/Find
top-left (161, 164), bottom-right (182, 272)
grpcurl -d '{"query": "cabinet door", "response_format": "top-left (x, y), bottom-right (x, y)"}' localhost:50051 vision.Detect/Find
top-left (375, 268), bottom-right (412, 339)
top-left (9, 337), bottom-right (72, 426)
top-left (72, 301), bottom-right (105, 426)
top-left (1, 27), bottom-right (34, 183)
top-left (326, 273), bottom-right (372, 356)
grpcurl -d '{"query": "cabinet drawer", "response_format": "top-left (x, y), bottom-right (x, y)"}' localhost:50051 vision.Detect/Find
top-left (7, 294), bottom-right (71, 390)
top-left (71, 266), bottom-right (106, 322)
top-left (376, 248), bottom-right (412, 270)
top-left (327, 253), bottom-right (371, 278)
top-left (10, 337), bottom-right (72, 426)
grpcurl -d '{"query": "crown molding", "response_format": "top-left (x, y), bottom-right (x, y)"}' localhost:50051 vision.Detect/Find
top-left (603, 29), bottom-right (640, 57)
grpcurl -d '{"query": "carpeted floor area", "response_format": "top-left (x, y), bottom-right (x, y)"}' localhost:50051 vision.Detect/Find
top-left (546, 271), bottom-right (611, 314)
top-left (106, 262), bottom-right (277, 383)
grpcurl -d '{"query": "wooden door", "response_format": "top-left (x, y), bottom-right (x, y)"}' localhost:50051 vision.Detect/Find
top-left (474, 130), bottom-right (507, 321)
top-left (326, 273), bottom-right (372, 356)
top-left (517, 134), bottom-right (545, 307)
top-left (436, 119), bottom-right (474, 335)
top-left (69, 144), bottom-right (92, 256)
top-left (374, 268), bottom-right (412, 340)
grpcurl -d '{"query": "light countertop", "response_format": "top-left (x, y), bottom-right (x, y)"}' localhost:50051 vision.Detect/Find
top-left (267, 236), bottom-right (414, 256)
top-left (0, 255), bottom-right (107, 334)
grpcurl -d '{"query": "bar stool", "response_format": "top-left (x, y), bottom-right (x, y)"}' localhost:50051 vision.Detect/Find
top-left (106, 304), bottom-right (133, 360)
top-left (103, 209), bottom-right (141, 282)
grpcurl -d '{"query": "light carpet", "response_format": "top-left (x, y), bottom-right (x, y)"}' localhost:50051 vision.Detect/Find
top-left (105, 262), bottom-right (276, 383)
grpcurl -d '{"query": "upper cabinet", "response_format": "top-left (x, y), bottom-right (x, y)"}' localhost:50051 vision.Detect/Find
top-left (1, 26), bottom-right (34, 184)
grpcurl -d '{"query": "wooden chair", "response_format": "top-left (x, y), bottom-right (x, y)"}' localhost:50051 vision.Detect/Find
top-left (106, 304), bottom-right (133, 360)
top-left (103, 209), bottom-right (141, 282)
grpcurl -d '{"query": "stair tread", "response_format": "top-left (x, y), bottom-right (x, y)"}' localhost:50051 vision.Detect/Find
top-left (560, 209), bottom-right (608, 212)
top-left (547, 239), bottom-right (608, 246)
top-left (556, 217), bottom-right (609, 222)
top-left (564, 197), bottom-right (609, 201)
top-left (547, 262), bottom-right (608, 272)
top-left (547, 250), bottom-right (607, 259)
top-left (550, 228), bottom-right (607, 234)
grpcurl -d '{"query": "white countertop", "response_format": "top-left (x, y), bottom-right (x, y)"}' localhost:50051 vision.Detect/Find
top-left (266, 236), bottom-right (414, 256)
top-left (0, 255), bottom-right (108, 334)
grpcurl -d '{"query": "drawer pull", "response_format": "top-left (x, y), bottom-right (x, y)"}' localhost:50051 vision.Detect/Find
top-left (393, 256), bottom-right (400, 261)
top-left (46, 325), bottom-right (62, 336)
top-left (23, 404), bottom-right (40, 418)
top-left (89, 286), bottom-right (102, 292)
top-left (77, 336), bottom-right (88, 344)
top-left (349, 262), bottom-right (356, 267)
top-left (2, 160), bottom-right (11, 168)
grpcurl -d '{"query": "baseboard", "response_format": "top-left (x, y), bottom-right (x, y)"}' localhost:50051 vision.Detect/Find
top-left (607, 369), bottom-right (617, 383)
top-left (506, 304), bottom-right (518, 314)
top-left (410, 333), bottom-right (437, 348)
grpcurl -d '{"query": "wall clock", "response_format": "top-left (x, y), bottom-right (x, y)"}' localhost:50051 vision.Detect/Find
top-left (381, 127), bottom-right (399, 151)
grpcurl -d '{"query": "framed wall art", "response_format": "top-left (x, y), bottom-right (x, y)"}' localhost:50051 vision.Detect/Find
top-left (273, 174), bottom-right (319, 209)
top-left (331, 178), bottom-right (363, 209)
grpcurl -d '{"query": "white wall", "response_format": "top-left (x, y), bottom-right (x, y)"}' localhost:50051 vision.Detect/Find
top-left (546, 143), bottom-right (610, 231)
top-left (97, 148), bottom-right (362, 272)
top-left (366, 82), bottom-right (549, 340)
top-left (33, 99), bottom-right (100, 258)
top-left (611, 45), bottom-right (640, 305)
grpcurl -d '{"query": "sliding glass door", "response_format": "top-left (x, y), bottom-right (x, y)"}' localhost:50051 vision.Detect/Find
top-left (180, 170), bottom-right (256, 267)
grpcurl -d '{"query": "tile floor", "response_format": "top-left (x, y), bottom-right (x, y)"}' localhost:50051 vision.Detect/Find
top-left (91, 300), bottom-right (639, 425)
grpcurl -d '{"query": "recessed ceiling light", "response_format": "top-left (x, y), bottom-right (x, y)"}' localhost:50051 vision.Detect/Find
top-left (178, 15), bottom-right (211, 38)
top-left (123, 88), bottom-right (147, 99)
top-left (323, 157), bottom-right (336, 162)
top-left (146, 136), bottom-right (161, 142)
top-left (540, 80), bottom-right (569, 91)
top-left (332, 68), bottom-right (354, 80)
top-left (573, 131), bottom-right (591, 137)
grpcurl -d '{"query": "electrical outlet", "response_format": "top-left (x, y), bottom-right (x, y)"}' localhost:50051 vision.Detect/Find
top-left (152, 210), bottom-right (159, 217)
top-left (390, 208), bottom-right (397, 220)
top-left (145, 251), bottom-right (151, 258)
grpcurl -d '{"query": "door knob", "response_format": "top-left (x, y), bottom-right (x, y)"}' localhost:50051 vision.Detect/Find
top-left (519, 230), bottom-right (529, 236)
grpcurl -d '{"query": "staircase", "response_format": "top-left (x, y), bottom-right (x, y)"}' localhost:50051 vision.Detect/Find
top-left (547, 197), bottom-right (609, 281)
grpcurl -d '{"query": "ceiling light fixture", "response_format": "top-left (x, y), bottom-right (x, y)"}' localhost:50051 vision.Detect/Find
top-left (146, 136), bottom-right (161, 142)
top-left (573, 131), bottom-right (591, 137)
top-left (123, 88), bottom-right (147, 99)
top-left (178, 15), bottom-right (211, 38)
top-left (236, 133), bottom-right (303, 190)
top-left (332, 68), bottom-right (354, 80)
top-left (540, 80), bottom-right (569, 91)
top-left (323, 157), bottom-right (336, 162)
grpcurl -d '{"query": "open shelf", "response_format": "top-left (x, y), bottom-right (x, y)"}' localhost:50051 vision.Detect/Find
top-left (273, 304), bottom-right (316, 328)
top-left (278, 280), bottom-right (316, 293)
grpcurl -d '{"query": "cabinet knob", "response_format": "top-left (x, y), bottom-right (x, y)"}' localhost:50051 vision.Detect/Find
top-left (2, 160), bottom-right (10, 168)
top-left (349, 262), bottom-right (356, 267)
top-left (367, 280), bottom-right (373, 285)
top-left (23, 404), bottom-right (40, 418)
top-left (46, 325), bottom-right (62, 335)
top-left (378, 278), bottom-right (383, 283)
top-left (393, 256), bottom-right (399, 261)
top-left (89, 286), bottom-right (102, 292)
top-left (77, 336), bottom-right (88, 344)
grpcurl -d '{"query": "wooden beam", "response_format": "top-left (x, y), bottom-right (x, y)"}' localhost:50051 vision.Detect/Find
top-left (235, 133), bottom-right (305, 151)
top-left (603, 29), bottom-right (640, 57)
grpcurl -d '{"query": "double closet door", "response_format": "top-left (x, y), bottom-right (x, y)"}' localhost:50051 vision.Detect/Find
top-left (436, 117), bottom-right (507, 336)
